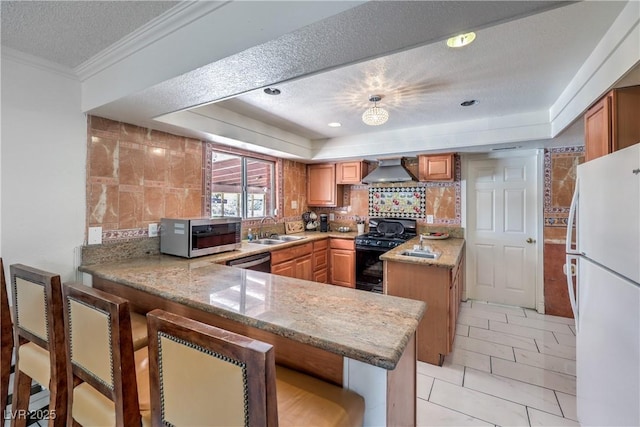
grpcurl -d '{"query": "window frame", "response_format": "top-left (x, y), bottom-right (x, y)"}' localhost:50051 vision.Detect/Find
top-left (204, 143), bottom-right (282, 220)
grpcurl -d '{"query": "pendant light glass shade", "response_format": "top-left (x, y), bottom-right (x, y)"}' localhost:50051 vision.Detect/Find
top-left (362, 95), bottom-right (389, 126)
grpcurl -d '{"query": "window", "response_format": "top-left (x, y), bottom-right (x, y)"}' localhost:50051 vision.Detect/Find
top-left (209, 150), bottom-right (275, 219)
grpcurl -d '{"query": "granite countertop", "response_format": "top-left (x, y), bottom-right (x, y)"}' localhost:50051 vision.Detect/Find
top-left (380, 237), bottom-right (465, 268)
top-left (186, 231), bottom-right (358, 265)
top-left (79, 254), bottom-right (424, 370)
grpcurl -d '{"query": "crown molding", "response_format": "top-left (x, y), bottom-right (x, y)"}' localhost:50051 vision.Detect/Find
top-left (1, 46), bottom-right (78, 81)
top-left (74, 1), bottom-right (228, 81)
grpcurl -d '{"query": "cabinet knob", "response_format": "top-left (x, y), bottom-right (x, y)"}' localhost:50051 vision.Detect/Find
top-left (526, 237), bottom-right (536, 244)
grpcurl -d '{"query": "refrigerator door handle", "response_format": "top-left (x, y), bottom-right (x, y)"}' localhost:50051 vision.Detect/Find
top-left (566, 179), bottom-right (580, 255)
top-left (565, 254), bottom-right (579, 331)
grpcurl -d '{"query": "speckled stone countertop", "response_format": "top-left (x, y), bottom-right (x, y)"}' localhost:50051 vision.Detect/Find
top-left (79, 253), bottom-right (424, 370)
top-left (380, 237), bottom-right (465, 268)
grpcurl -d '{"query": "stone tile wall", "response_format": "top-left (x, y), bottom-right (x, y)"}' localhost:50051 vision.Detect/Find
top-left (543, 146), bottom-right (584, 317)
top-left (87, 116), bottom-right (203, 241)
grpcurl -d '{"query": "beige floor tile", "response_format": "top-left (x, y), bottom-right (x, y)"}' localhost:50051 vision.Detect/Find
top-left (455, 335), bottom-right (515, 361)
top-left (458, 313), bottom-right (489, 329)
top-left (430, 379), bottom-right (529, 426)
top-left (445, 347), bottom-right (491, 372)
top-left (460, 307), bottom-right (508, 322)
top-left (528, 408), bottom-right (580, 426)
top-left (456, 324), bottom-right (470, 337)
top-left (535, 340), bottom-right (576, 360)
top-left (469, 327), bottom-right (538, 351)
top-left (524, 309), bottom-right (575, 325)
top-left (418, 359), bottom-right (465, 386)
top-left (553, 332), bottom-right (576, 347)
top-left (470, 301), bottom-right (526, 317)
top-left (489, 320), bottom-right (558, 342)
top-left (464, 368), bottom-right (562, 416)
top-left (417, 400), bottom-right (493, 426)
top-left (556, 391), bottom-right (578, 421)
top-left (506, 314), bottom-right (575, 335)
top-left (491, 357), bottom-right (576, 395)
top-left (417, 373), bottom-right (435, 400)
top-left (513, 348), bottom-right (576, 376)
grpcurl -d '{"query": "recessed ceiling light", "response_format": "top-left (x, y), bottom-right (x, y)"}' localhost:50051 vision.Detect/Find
top-left (328, 122), bottom-right (342, 127)
top-left (446, 32), bottom-right (476, 48)
top-left (263, 87), bottom-right (281, 95)
top-left (460, 100), bottom-right (478, 107)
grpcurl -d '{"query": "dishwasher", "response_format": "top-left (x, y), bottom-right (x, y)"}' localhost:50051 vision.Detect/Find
top-left (225, 252), bottom-right (271, 272)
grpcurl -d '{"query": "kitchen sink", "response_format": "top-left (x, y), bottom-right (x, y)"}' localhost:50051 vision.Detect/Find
top-left (400, 250), bottom-right (440, 259)
top-left (275, 235), bottom-right (307, 241)
top-left (253, 238), bottom-right (286, 245)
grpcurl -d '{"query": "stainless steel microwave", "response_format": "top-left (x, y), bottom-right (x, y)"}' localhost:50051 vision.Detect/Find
top-left (160, 217), bottom-right (242, 258)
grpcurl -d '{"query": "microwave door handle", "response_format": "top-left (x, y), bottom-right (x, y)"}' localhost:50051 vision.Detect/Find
top-left (564, 255), bottom-right (579, 331)
top-left (566, 179), bottom-right (580, 255)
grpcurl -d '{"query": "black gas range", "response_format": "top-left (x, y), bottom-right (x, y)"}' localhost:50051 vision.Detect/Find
top-left (355, 218), bottom-right (417, 293)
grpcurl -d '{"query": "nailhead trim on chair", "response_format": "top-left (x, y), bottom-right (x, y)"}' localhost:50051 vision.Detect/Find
top-left (67, 297), bottom-right (115, 390)
top-left (12, 277), bottom-right (50, 343)
top-left (157, 332), bottom-right (250, 426)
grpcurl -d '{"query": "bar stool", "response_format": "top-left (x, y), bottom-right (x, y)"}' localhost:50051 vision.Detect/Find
top-left (1, 258), bottom-right (13, 418)
top-left (9, 264), bottom-right (67, 427)
top-left (146, 309), bottom-right (365, 427)
top-left (62, 282), bottom-right (150, 426)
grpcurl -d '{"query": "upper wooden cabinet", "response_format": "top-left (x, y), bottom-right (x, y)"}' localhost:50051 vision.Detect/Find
top-left (307, 164), bottom-right (344, 207)
top-left (585, 86), bottom-right (640, 162)
top-left (336, 161), bottom-right (369, 184)
top-left (418, 153), bottom-right (454, 181)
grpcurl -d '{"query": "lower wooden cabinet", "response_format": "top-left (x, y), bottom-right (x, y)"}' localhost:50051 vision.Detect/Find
top-left (312, 239), bottom-right (329, 284)
top-left (329, 238), bottom-right (355, 288)
top-left (385, 249), bottom-right (465, 365)
top-left (271, 242), bottom-right (313, 280)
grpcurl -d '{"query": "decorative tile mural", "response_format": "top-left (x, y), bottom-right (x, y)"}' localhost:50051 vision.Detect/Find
top-left (543, 146), bottom-right (584, 232)
top-left (369, 187), bottom-right (426, 218)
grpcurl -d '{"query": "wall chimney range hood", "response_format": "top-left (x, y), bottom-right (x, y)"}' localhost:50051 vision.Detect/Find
top-left (362, 158), bottom-right (417, 184)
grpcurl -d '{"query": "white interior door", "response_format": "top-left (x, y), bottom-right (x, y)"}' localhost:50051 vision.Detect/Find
top-left (466, 153), bottom-right (540, 308)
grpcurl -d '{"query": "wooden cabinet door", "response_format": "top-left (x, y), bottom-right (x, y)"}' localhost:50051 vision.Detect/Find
top-left (296, 255), bottom-right (313, 281)
top-left (307, 164), bottom-right (341, 206)
top-left (330, 249), bottom-right (355, 288)
top-left (418, 154), bottom-right (454, 181)
top-left (585, 94), bottom-right (612, 162)
top-left (313, 269), bottom-right (328, 284)
top-left (271, 259), bottom-right (296, 278)
top-left (336, 161), bottom-right (365, 184)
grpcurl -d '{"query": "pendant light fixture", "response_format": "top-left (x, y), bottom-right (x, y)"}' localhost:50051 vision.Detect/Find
top-left (362, 95), bottom-right (389, 126)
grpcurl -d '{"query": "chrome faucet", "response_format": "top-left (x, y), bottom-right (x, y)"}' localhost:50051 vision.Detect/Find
top-left (258, 216), bottom-right (277, 238)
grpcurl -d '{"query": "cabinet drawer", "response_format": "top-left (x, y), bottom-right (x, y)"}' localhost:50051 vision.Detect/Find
top-left (330, 238), bottom-right (354, 250)
top-left (271, 242), bottom-right (313, 265)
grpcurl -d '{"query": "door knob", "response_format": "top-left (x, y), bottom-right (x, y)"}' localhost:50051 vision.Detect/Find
top-left (526, 237), bottom-right (536, 244)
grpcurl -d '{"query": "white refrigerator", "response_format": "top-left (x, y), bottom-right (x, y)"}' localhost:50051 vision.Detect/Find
top-left (565, 144), bottom-right (640, 426)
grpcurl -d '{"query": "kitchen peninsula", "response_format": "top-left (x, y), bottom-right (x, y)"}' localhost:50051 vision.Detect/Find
top-left (79, 255), bottom-right (425, 426)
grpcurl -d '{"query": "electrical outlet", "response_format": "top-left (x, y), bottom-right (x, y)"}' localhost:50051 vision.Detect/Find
top-left (291, 200), bottom-right (298, 209)
top-left (426, 215), bottom-right (434, 224)
top-left (88, 227), bottom-right (102, 245)
top-left (329, 213), bottom-right (335, 221)
top-left (148, 223), bottom-right (158, 237)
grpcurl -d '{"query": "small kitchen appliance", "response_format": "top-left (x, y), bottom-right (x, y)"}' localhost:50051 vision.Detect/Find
top-left (319, 214), bottom-right (329, 232)
top-left (354, 218), bottom-right (417, 292)
top-left (160, 217), bottom-right (242, 258)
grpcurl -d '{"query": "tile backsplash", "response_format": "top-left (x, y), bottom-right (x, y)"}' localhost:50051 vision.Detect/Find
top-left (87, 116), bottom-right (203, 242)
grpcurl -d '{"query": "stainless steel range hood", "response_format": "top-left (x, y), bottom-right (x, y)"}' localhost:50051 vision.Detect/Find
top-left (362, 158), bottom-right (417, 184)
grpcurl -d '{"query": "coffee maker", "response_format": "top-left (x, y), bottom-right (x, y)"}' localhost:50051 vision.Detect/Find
top-left (319, 214), bottom-right (329, 232)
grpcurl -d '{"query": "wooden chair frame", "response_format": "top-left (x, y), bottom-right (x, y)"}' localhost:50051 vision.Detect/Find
top-left (146, 309), bottom-right (279, 427)
top-left (1, 258), bottom-right (14, 418)
top-left (10, 264), bottom-right (67, 427)
top-left (63, 282), bottom-right (141, 426)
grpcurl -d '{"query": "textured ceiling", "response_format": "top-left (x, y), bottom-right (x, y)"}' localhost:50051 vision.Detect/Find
top-left (1, 1), bottom-right (178, 68)
top-left (212, 1), bottom-right (626, 140)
